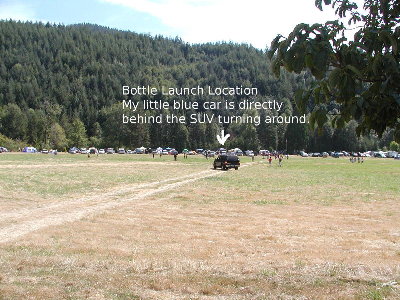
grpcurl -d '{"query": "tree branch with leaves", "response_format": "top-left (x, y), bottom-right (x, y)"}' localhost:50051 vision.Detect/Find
top-left (268, 0), bottom-right (400, 141)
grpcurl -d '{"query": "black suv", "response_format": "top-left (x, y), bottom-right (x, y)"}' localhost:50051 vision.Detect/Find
top-left (213, 155), bottom-right (240, 170)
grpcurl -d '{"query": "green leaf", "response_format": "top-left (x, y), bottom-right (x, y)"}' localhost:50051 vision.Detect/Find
top-left (305, 53), bottom-right (314, 68)
top-left (328, 68), bottom-right (343, 87)
top-left (271, 58), bottom-right (281, 77)
top-left (315, 0), bottom-right (323, 11)
top-left (346, 65), bottom-right (362, 78)
top-left (314, 87), bottom-right (321, 104)
top-left (380, 31), bottom-right (398, 55)
top-left (268, 35), bottom-right (282, 59)
top-left (372, 54), bottom-right (382, 75)
top-left (294, 89), bottom-right (304, 110)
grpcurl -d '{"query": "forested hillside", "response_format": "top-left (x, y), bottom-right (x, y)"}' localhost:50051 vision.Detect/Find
top-left (0, 21), bottom-right (393, 151)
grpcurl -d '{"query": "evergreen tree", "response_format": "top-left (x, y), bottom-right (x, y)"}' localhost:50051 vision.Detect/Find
top-left (67, 118), bottom-right (88, 148)
top-left (49, 123), bottom-right (67, 150)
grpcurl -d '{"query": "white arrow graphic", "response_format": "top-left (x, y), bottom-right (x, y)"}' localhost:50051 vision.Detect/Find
top-left (217, 129), bottom-right (230, 145)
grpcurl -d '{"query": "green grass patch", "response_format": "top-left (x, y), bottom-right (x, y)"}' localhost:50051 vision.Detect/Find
top-left (253, 199), bottom-right (285, 205)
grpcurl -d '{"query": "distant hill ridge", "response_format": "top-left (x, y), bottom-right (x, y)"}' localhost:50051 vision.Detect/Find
top-left (0, 20), bottom-right (386, 152)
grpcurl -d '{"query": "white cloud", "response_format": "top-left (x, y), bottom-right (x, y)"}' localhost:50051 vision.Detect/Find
top-left (0, 1), bottom-right (36, 22)
top-left (100, 0), bottom-right (343, 49)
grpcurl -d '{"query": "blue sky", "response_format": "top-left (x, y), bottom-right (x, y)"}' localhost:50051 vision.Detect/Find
top-left (0, 0), bottom-right (359, 49)
top-left (0, 0), bottom-right (171, 36)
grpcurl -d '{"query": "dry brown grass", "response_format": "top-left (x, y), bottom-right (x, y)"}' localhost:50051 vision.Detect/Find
top-left (0, 156), bottom-right (399, 299)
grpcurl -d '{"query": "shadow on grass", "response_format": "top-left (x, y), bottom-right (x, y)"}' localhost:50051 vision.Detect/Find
top-left (209, 167), bottom-right (239, 172)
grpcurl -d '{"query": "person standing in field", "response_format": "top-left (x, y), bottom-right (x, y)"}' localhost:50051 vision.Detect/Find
top-left (278, 155), bottom-right (283, 167)
top-left (268, 155), bottom-right (272, 166)
top-left (174, 153), bottom-right (177, 161)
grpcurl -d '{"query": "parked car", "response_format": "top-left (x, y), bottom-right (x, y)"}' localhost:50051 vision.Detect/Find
top-left (374, 151), bottom-right (386, 158)
top-left (89, 147), bottom-right (97, 154)
top-left (170, 149), bottom-right (178, 155)
top-left (169, 149), bottom-right (177, 155)
top-left (387, 151), bottom-right (398, 158)
top-left (106, 148), bottom-right (115, 154)
top-left (118, 148), bottom-right (126, 154)
top-left (322, 152), bottom-right (328, 158)
top-left (332, 152), bottom-right (344, 158)
top-left (98, 149), bottom-right (105, 154)
top-left (69, 147), bottom-right (78, 154)
top-left (395, 154), bottom-right (400, 160)
top-left (231, 148), bottom-right (243, 156)
top-left (80, 148), bottom-right (88, 154)
top-left (213, 154), bottom-right (240, 170)
top-left (216, 148), bottom-right (227, 155)
top-left (22, 147), bottom-right (36, 153)
top-left (299, 151), bottom-right (308, 157)
top-left (203, 150), bottom-right (215, 157)
top-left (41, 149), bottom-right (49, 154)
top-left (133, 148), bottom-right (144, 154)
top-left (245, 150), bottom-right (254, 156)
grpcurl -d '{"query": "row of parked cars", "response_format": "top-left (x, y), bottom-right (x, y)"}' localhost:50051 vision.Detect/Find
top-left (197, 148), bottom-right (256, 157)
top-left (299, 150), bottom-right (400, 159)
top-left (370, 151), bottom-right (400, 158)
top-left (66, 146), bottom-right (253, 157)
top-left (68, 147), bottom-right (149, 155)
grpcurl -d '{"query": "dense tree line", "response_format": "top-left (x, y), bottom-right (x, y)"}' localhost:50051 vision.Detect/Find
top-left (0, 21), bottom-right (393, 152)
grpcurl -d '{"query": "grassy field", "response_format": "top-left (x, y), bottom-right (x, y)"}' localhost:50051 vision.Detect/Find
top-left (0, 153), bottom-right (399, 299)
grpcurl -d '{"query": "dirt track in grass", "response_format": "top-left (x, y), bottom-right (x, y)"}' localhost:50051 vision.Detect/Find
top-left (0, 167), bottom-right (232, 243)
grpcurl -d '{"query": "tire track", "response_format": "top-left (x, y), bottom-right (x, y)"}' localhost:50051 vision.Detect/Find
top-left (0, 170), bottom-right (212, 221)
top-left (0, 168), bottom-right (226, 243)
